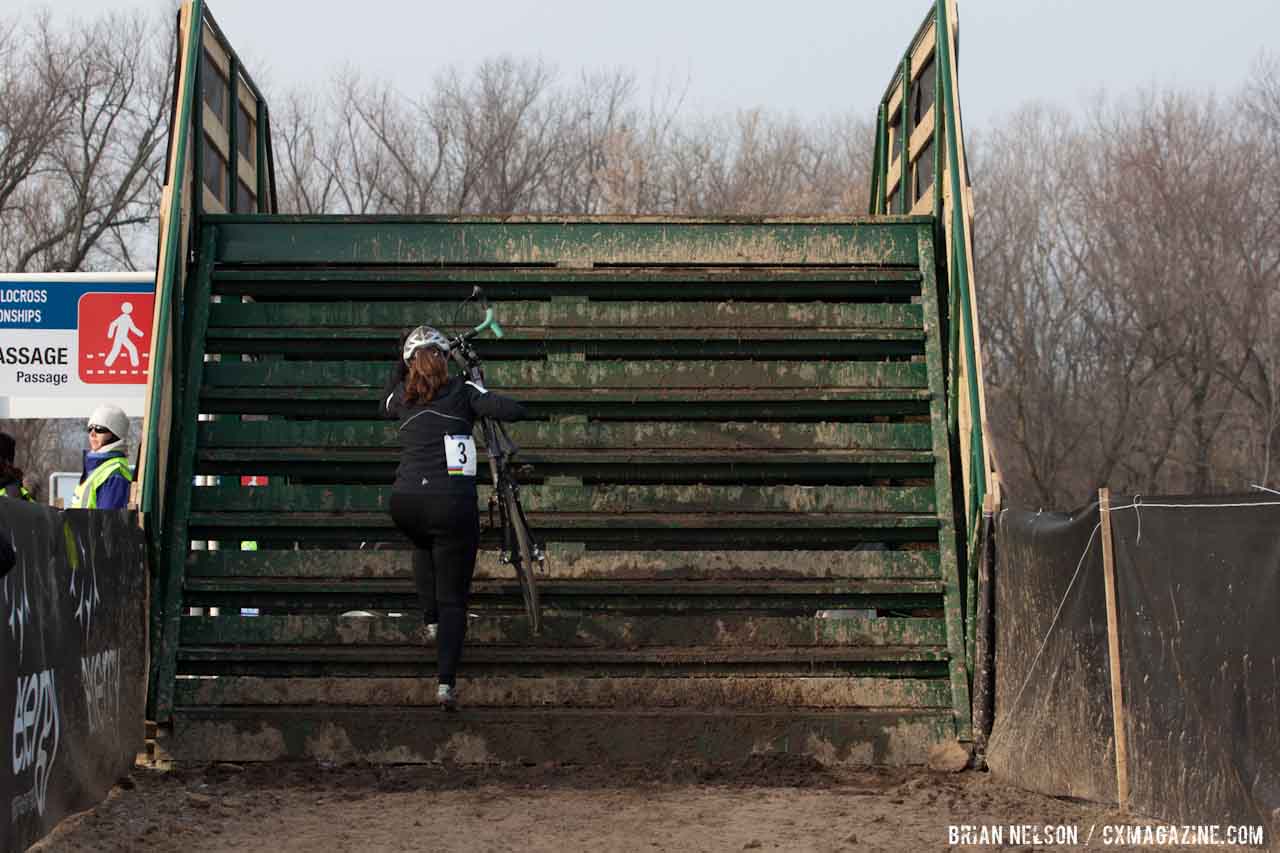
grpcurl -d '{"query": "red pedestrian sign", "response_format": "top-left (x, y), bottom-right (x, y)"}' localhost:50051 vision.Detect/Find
top-left (77, 292), bottom-right (153, 384)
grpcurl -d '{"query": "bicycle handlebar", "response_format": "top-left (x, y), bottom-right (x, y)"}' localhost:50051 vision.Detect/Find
top-left (475, 306), bottom-right (505, 339)
top-left (450, 287), bottom-right (504, 349)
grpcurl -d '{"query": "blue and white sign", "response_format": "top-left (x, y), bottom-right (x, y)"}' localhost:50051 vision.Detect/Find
top-left (0, 273), bottom-right (156, 416)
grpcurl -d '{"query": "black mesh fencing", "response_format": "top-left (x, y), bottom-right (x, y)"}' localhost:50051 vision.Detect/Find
top-left (988, 495), bottom-right (1280, 846)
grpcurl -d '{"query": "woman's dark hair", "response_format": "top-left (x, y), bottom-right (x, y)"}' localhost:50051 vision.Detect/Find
top-left (404, 347), bottom-right (448, 405)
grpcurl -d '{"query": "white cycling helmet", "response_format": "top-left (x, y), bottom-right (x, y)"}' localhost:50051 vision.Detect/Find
top-left (402, 325), bottom-right (449, 364)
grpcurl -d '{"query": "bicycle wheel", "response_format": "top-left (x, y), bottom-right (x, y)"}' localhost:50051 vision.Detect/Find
top-left (503, 488), bottom-right (542, 635)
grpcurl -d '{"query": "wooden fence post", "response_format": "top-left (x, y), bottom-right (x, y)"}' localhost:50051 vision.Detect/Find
top-left (1098, 487), bottom-right (1129, 810)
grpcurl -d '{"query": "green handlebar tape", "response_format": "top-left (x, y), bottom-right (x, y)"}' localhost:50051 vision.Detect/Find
top-left (473, 307), bottom-right (505, 339)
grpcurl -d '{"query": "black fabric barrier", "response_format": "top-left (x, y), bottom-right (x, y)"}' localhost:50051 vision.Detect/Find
top-left (1, 501), bottom-right (146, 853)
top-left (1109, 496), bottom-right (1280, 839)
top-left (986, 502), bottom-right (1117, 803)
top-left (988, 495), bottom-right (1280, 846)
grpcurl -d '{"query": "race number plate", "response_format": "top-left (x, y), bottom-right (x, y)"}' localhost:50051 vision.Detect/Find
top-left (445, 434), bottom-right (477, 476)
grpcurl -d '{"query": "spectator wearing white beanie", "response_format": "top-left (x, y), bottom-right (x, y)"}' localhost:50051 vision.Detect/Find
top-left (72, 404), bottom-right (133, 509)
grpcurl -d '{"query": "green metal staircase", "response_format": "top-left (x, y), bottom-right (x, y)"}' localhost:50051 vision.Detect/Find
top-left (140, 0), bottom-right (994, 766)
top-left (149, 215), bottom-right (970, 764)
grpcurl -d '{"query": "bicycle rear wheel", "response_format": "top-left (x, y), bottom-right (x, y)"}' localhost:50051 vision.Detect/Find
top-left (503, 488), bottom-right (542, 635)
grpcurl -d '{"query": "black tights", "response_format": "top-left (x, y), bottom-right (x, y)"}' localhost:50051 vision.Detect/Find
top-left (389, 493), bottom-right (479, 687)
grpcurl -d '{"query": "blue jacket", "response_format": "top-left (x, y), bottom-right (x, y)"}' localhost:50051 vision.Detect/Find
top-left (80, 449), bottom-right (131, 510)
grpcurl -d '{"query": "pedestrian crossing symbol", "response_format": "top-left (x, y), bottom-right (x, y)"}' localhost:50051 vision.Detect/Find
top-left (77, 292), bottom-right (154, 384)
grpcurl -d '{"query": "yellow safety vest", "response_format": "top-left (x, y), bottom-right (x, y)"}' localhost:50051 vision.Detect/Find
top-left (1, 482), bottom-right (35, 502)
top-left (72, 456), bottom-right (133, 509)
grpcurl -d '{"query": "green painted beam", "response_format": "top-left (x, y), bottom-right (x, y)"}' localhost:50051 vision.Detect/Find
top-left (180, 587), bottom-right (943, 616)
top-left (206, 300), bottom-right (925, 334)
top-left (184, 524), bottom-right (939, 552)
top-left (211, 267), bottom-right (925, 284)
top-left (187, 510), bottom-right (940, 531)
top-left (177, 644), bottom-right (949, 666)
top-left (187, 483), bottom-right (937, 515)
top-left (185, 547), bottom-right (941, 581)
top-left (210, 267), bottom-right (924, 300)
top-left (195, 458), bottom-right (935, 489)
top-left (205, 339), bottom-right (924, 362)
top-left (153, 226), bottom-right (217, 723)
top-left (195, 396), bottom-right (932, 422)
top-left (915, 224), bottom-right (972, 741)
top-left (175, 658), bottom-right (949, 682)
top-left (166, 707), bottom-right (955, 765)
top-left (193, 449), bottom-right (931, 467)
top-left (182, 576), bottom-right (944, 595)
top-left (173, 675), bottom-right (952, 710)
top-left (197, 419), bottom-right (934, 451)
top-left (199, 359), bottom-right (930, 391)
top-left (208, 217), bottom-right (924, 266)
top-left (226, 54), bottom-right (238, 211)
top-left (179, 612), bottom-right (947, 648)
top-left (198, 387), bottom-right (932, 408)
top-left (899, 56), bottom-right (913, 215)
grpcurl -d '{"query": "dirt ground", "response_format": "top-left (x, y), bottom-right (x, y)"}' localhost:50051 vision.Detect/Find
top-left (29, 757), bottom-right (1240, 853)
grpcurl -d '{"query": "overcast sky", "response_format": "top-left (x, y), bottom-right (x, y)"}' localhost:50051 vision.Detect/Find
top-left (11, 0), bottom-right (1280, 130)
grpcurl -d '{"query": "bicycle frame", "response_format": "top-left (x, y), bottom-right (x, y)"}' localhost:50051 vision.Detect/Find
top-left (445, 294), bottom-right (544, 632)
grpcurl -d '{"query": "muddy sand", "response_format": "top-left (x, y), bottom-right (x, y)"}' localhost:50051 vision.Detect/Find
top-left (32, 755), bottom-right (1236, 853)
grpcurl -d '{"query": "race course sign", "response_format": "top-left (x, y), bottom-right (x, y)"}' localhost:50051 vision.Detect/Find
top-left (0, 273), bottom-right (155, 400)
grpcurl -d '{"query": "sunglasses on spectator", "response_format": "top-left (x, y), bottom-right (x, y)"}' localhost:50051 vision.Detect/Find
top-left (88, 426), bottom-right (113, 435)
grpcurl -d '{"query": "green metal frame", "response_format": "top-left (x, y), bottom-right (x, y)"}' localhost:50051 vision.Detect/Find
top-left (149, 215), bottom-right (970, 739)
top-left (917, 223), bottom-right (972, 739)
top-left (898, 57), bottom-right (912, 214)
top-left (142, 1), bottom-right (279, 719)
top-left (152, 226), bottom-right (218, 721)
top-left (866, 0), bottom-right (992, 676)
top-left (144, 1), bottom-right (981, 746)
top-left (140, 0), bottom-right (279, 520)
top-left (141, 0), bottom-right (204, 524)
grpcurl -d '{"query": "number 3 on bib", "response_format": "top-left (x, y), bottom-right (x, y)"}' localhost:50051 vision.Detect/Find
top-left (445, 434), bottom-right (478, 476)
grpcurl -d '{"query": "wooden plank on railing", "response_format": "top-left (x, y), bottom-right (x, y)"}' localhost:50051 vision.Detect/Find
top-left (939, 0), bottom-right (997, 514)
top-left (138, 0), bottom-right (204, 521)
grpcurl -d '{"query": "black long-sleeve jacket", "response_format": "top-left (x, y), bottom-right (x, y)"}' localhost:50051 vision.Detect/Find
top-left (380, 365), bottom-right (527, 497)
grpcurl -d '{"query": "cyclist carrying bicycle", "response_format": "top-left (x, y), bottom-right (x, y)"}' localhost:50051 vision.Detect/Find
top-left (381, 324), bottom-right (527, 711)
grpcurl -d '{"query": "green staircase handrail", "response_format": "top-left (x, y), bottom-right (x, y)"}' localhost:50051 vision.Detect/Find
top-left (140, 0), bottom-right (279, 527)
top-left (865, 0), bottom-right (997, 676)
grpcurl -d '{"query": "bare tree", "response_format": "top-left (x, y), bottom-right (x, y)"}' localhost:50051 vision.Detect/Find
top-left (0, 9), bottom-right (170, 273)
top-left (975, 80), bottom-right (1280, 505)
top-left (0, 13), bottom-right (75, 264)
top-left (974, 104), bottom-right (1138, 506)
top-left (1082, 90), bottom-right (1261, 492)
top-left (262, 45), bottom-right (1280, 506)
top-left (275, 89), bottom-right (341, 215)
top-left (543, 68), bottom-right (638, 214)
top-left (1234, 53), bottom-right (1280, 487)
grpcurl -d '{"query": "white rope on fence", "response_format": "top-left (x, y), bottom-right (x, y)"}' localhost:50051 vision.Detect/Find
top-left (1107, 498), bottom-right (1280, 511)
top-left (1002, 519), bottom-right (1102, 719)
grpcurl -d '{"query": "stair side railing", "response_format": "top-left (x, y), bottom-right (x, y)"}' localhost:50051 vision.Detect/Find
top-left (138, 0), bottom-right (277, 718)
top-left (867, 0), bottom-right (1000, 671)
